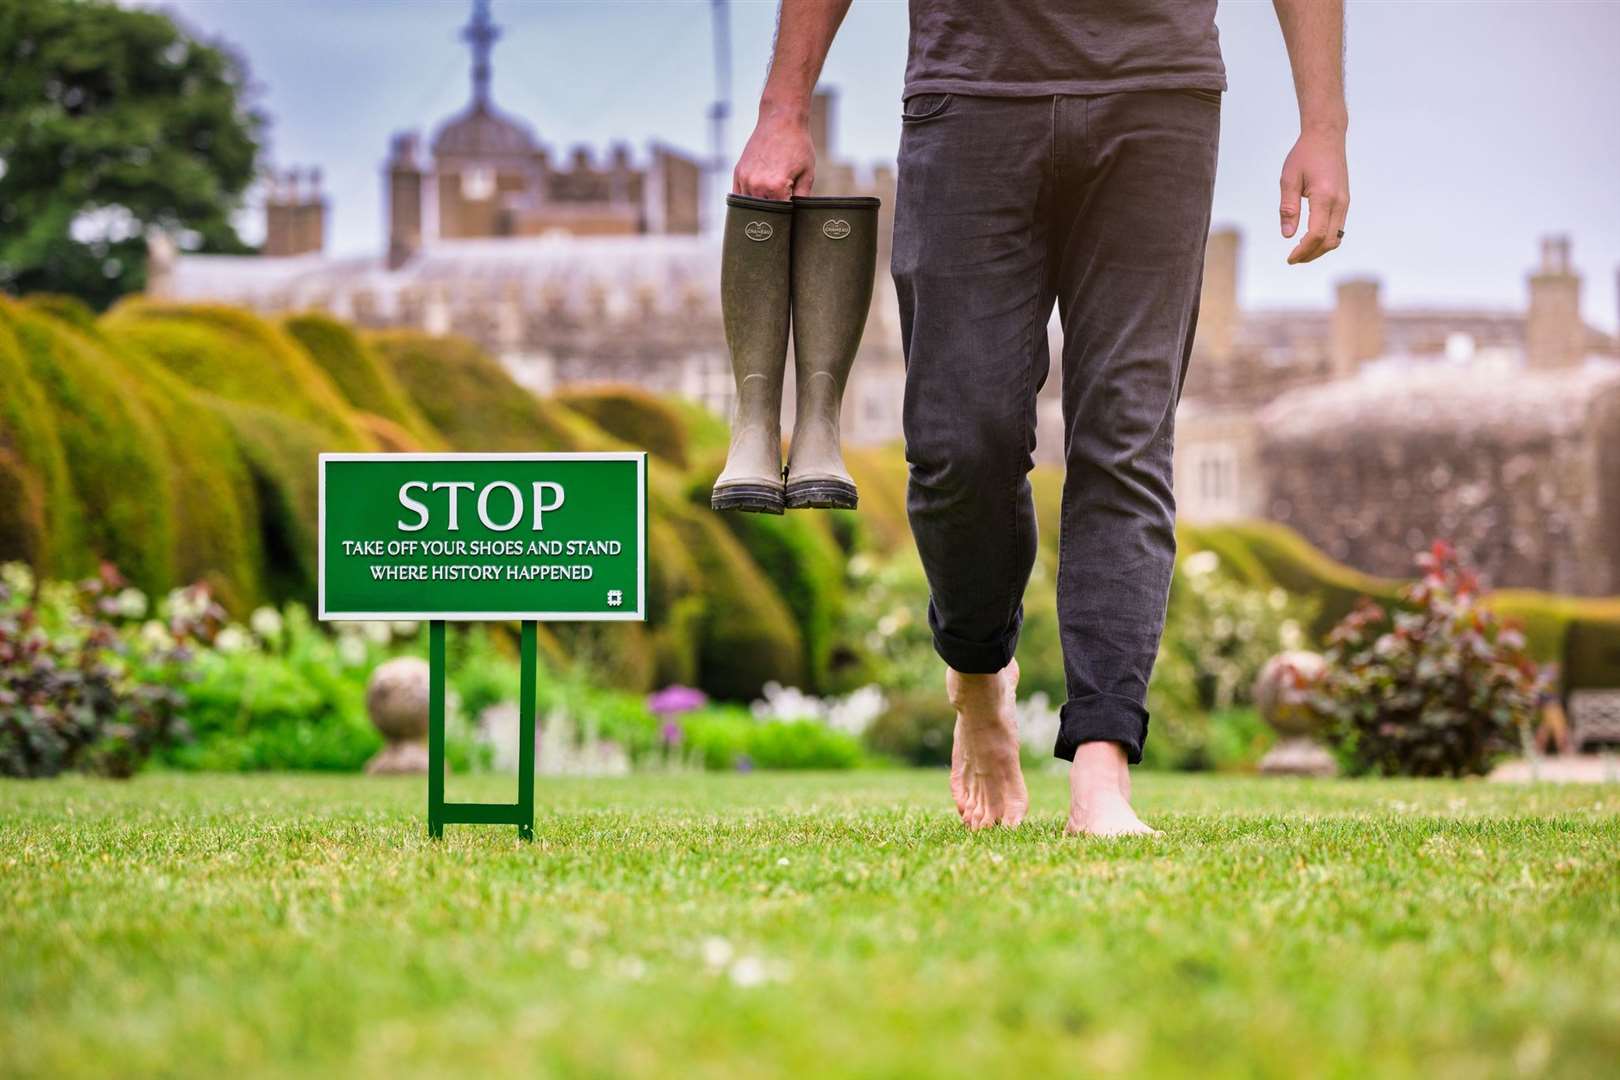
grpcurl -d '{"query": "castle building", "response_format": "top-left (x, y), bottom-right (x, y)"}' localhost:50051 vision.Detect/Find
top-left (149, 1), bottom-right (902, 447)
top-left (1173, 230), bottom-right (1620, 594)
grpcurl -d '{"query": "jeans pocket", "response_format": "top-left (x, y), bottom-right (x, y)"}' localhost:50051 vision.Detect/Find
top-left (901, 93), bottom-right (954, 122)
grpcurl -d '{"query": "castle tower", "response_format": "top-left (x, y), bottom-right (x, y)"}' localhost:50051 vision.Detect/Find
top-left (386, 133), bottom-right (424, 270)
top-left (1526, 235), bottom-right (1583, 370)
top-left (1331, 277), bottom-right (1383, 378)
top-left (1197, 227), bottom-right (1241, 363)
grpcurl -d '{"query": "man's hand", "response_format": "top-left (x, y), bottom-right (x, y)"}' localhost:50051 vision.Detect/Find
top-left (1272, 0), bottom-right (1348, 264)
top-left (734, 105), bottom-right (816, 200)
top-left (1279, 127), bottom-right (1349, 264)
top-left (731, 0), bottom-right (851, 200)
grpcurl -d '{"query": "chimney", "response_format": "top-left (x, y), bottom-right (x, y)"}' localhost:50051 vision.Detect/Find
top-left (1526, 234), bottom-right (1583, 369)
top-left (1331, 277), bottom-right (1383, 377)
top-left (809, 89), bottom-right (834, 164)
top-left (387, 132), bottom-right (424, 270)
top-left (1197, 227), bottom-right (1240, 363)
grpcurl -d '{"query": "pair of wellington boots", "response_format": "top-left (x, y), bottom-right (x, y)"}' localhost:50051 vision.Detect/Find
top-left (711, 192), bottom-right (880, 514)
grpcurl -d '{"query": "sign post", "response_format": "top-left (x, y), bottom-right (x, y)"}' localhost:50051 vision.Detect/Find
top-left (319, 452), bottom-right (647, 840)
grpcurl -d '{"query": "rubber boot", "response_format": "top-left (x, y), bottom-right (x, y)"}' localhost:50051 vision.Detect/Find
top-left (784, 195), bottom-right (880, 509)
top-left (712, 194), bottom-right (794, 514)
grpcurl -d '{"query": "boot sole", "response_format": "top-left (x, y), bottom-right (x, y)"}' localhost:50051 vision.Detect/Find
top-left (711, 482), bottom-right (785, 515)
top-left (784, 478), bottom-right (858, 510)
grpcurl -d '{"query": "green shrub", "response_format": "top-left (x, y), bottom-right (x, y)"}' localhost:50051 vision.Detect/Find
top-left (557, 385), bottom-right (689, 466)
top-left (208, 402), bottom-right (332, 602)
top-left (1562, 612), bottom-right (1620, 693)
top-left (1162, 550), bottom-right (1316, 712)
top-left (5, 300), bottom-right (176, 591)
top-left (284, 314), bottom-right (442, 448)
top-left (680, 707), bottom-right (864, 770)
top-left (662, 397), bottom-right (732, 459)
top-left (673, 512), bottom-right (804, 700)
top-left (1185, 520), bottom-right (1400, 643)
top-left (367, 330), bottom-right (584, 452)
top-left (0, 564), bottom-right (192, 779)
top-left (707, 499), bottom-right (847, 692)
top-left (0, 305), bottom-right (81, 573)
top-left (862, 689), bottom-right (954, 766)
top-left (103, 301), bottom-right (367, 446)
top-left (1314, 542), bottom-right (1540, 778)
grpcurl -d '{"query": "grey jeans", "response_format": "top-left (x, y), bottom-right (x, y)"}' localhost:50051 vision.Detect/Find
top-left (891, 91), bottom-right (1220, 764)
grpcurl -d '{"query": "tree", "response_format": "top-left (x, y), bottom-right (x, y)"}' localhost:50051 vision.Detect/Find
top-left (0, 0), bottom-right (263, 308)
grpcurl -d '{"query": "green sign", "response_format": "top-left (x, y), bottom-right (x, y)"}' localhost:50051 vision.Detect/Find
top-left (318, 452), bottom-right (648, 842)
top-left (318, 452), bottom-right (647, 622)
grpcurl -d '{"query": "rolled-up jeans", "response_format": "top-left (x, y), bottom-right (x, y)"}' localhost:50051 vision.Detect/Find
top-left (892, 90), bottom-right (1220, 764)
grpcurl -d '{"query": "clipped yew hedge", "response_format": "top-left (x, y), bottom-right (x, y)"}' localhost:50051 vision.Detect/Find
top-left (284, 314), bottom-right (443, 449)
top-left (0, 302), bottom-right (83, 575)
top-left (557, 385), bottom-right (690, 467)
top-left (367, 330), bottom-right (585, 452)
top-left (4, 298), bottom-right (175, 590)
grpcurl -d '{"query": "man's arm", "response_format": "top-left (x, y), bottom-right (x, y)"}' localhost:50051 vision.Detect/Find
top-left (1273, 0), bottom-right (1349, 264)
top-left (733, 0), bottom-right (853, 200)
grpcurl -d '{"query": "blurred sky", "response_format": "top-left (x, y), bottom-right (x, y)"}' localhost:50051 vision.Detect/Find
top-left (135, 0), bottom-right (1620, 332)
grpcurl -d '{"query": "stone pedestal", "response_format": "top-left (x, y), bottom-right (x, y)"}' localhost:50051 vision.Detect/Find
top-left (1254, 650), bottom-right (1338, 778)
top-left (364, 656), bottom-right (431, 775)
top-left (1258, 736), bottom-right (1339, 778)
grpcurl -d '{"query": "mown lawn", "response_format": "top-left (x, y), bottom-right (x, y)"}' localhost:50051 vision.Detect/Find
top-left (3, 770), bottom-right (1617, 1078)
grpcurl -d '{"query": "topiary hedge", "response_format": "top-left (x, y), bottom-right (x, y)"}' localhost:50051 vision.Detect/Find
top-left (0, 302), bottom-right (83, 575)
top-left (1183, 520), bottom-right (1401, 642)
top-left (366, 330), bottom-right (585, 452)
top-left (284, 314), bottom-right (443, 449)
top-left (5, 299), bottom-right (176, 591)
top-left (557, 385), bottom-right (690, 467)
top-left (672, 511), bottom-right (805, 700)
top-left (103, 301), bottom-right (368, 447)
top-left (702, 493), bottom-right (847, 692)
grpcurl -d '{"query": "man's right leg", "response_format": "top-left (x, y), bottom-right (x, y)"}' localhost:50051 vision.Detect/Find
top-left (892, 94), bottom-right (1054, 828)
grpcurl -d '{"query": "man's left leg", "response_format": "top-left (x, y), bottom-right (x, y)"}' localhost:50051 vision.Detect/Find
top-left (1049, 90), bottom-right (1221, 835)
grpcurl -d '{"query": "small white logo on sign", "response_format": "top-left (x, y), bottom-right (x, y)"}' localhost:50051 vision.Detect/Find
top-left (744, 221), bottom-right (773, 242)
top-left (606, 589), bottom-right (624, 607)
top-left (822, 219), bottom-right (852, 240)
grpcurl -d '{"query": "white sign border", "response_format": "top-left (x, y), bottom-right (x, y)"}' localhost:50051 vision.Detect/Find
top-left (317, 451), bottom-right (648, 623)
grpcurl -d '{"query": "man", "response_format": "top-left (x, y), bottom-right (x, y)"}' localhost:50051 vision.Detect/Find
top-left (735, 1), bottom-right (1348, 834)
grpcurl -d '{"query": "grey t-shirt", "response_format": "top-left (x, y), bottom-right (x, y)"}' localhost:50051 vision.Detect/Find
top-left (904, 0), bottom-right (1226, 98)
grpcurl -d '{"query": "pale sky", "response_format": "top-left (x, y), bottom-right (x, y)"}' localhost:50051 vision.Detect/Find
top-left (140, 0), bottom-right (1620, 332)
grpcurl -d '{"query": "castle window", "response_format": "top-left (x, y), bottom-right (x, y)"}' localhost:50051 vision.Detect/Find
top-left (461, 166), bottom-right (496, 201)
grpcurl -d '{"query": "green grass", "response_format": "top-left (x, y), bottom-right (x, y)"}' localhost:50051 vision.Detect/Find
top-left (3, 771), bottom-right (1617, 1079)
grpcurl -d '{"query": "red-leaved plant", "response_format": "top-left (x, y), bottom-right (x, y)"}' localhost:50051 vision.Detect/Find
top-left (1312, 541), bottom-right (1541, 778)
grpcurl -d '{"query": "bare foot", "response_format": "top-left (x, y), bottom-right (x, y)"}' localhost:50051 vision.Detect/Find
top-left (946, 660), bottom-right (1028, 829)
top-left (1066, 741), bottom-right (1159, 837)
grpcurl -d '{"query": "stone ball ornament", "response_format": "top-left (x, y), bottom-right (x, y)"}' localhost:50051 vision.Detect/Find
top-left (365, 656), bottom-right (432, 774)
top-left (1253, 650), bottom-right (1328, 737)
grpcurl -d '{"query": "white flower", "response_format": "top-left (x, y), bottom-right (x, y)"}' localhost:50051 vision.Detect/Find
top-left (363, 621), bottom-right (392, 646)
top-left (728, 956), bottom-right (768, 988)
top-left (165, 586), bottom-right (210, 624)
top-left (1183, 550), bottom-right (1220, 578)
top-left (1, 562), bottom-right (35, 596)
top-left (112, 587), bottom-right (148, 619)
top-left (701, 937), bottom-right (734, 972)
top-left (249, 606), bottom-right (284, 641)
top-left (337, 634), bottom-right (368, 667)
top-left (139, 620), bottom-right (174, 652)
top-left (391, 621), bottom-right (419, 638)
top-left (214, 625), bottom-right (250, 654)
top-left (825, 684), bottom-right (885, 735)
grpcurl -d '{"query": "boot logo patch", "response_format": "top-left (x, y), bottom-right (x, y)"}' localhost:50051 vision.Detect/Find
top-left (822, 219), bottom-right (852, 240)
top-left (744, 220), bottom-right (774, 242)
